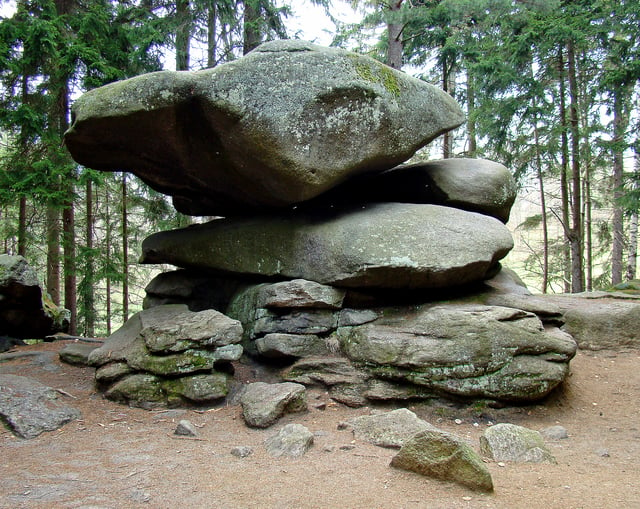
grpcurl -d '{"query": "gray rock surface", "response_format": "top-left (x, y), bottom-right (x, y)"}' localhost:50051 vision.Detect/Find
top-left (139, 305), bottom-right (243, 353)
top-left (143, 270), bottom-right (250, 312)
top-left (390, 429), bottom-right (494, 492)
top-left (141, 203), bottom-right (513, 290)
top-left (0, 374), bottom-right (81, 438)
top-left (337, 303), bottom-right (577, 401)
top-left (540, 425), bottom-right (569, 440)
top-left (341, 408), bottom-right (439, 448)
top-left (255, 333), bottom-right (330, 359)
top-left (230, 446), bottom-right (254, 458)
top-left (255, 279), bottom-right (346, 309)
top-left (264, 423), bottom-right (314, 458)
top-left (307, 158), bottom-right (516, 223)
top-left (547, 295), bottom-right (640, 350)
top-left (480, 423), bottom-right (556, 463)
top-left (58, 342), bottom-right (100, 366)
top-left (65, 40), bottom-right (464, 216)
top-left (240, 382), bottom-right (307, 428)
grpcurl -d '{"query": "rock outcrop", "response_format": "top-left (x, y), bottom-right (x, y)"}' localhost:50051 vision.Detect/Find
top-left (62, 40), bottom-right (580, 409)
top-left (0, 374), bottom-right (81, 439)
top-left (0, 254), bottom-right (69, 340)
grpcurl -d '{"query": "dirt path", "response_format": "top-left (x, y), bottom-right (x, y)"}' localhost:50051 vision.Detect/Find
top-left (1, 341), bottom-right (639, 509)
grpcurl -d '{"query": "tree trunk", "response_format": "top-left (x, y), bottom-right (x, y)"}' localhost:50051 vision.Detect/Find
top-left (207, 1), bottom-right (217, 68)
top-left (442, 55), bottom-right (454, 158)
top-left (627, 209), bottom-right (638, 281)
top-left (176, 0), bottom-right (191, 71)
top-left (611, 90), bottom-right (627, 285)
top-left (85, 179), bottom-right (95, 337)
top-left (121, 173), bottom-right (129, 323)
top-left (46, 204), bottom-right (61, 305)
top-left (243, 0), bottom-right (261, 55)
top-left (105, 186), bottom-right (112, 336)
top-left (63, 192), bottom-right (76, 335)
top-left (532, 110), bottom-right (548, 293)
top-left (558, 48), bottom-right (571, 293)
top-left (386, 0), bottom-right (403, 70)
top-left (567, 39), bottom-right (583, 293)
top-left (626, 152), bottom-right (639, 280)
top-left (18, 197), bottom-right (27, 257)
top-left (466, 70), bottom-right (476, 157)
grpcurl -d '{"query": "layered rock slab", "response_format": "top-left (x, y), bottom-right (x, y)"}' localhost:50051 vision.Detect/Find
top-left (89, 305), bottom-right (243, 407)
top-left (336, 304), bottom-right (577, 401)
top-left (141, 203), bottom-right (513, 289)
top-left (65, 40), bottom-right (464, 216)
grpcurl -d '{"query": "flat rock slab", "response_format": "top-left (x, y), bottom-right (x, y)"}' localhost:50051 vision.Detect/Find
top-left (391, 429), bottom-right (493, 492)
top-left (141, 203), bottom-right (513, 290)
top-left (480, 423), bottom-right (556, 463)
top-left (264, 423), bottom-right (314, 457)
top-left (341, 408), bottom-right (439, 448)
top-left (0, 374), bottom-right (81, 439)
top-left (65, 40), bottom-right (464, 216)
top-left (240, 382), bottom-right (307, 428)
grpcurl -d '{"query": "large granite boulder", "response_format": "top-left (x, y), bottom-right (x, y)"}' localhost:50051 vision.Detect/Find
top-left (65, 40), bottom-right (464, 216)
top-left (141, 203), bottom-right (513, 290)
top-left (303, 158), bottom-right (517, 223)
top-left (0, 254), bottom-right (69, 339)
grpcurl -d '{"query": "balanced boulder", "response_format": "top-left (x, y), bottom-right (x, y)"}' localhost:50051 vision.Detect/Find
top-left (65, 40), bottom-right (464, 216)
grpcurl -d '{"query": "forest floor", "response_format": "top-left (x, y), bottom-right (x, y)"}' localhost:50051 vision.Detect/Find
top-left (1, 340), bottom-right (639, 509)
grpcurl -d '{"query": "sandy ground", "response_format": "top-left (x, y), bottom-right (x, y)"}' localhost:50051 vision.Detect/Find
top-left (1, 340), bottom-right (639, 509)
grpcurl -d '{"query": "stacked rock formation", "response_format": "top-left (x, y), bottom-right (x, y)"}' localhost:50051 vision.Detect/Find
top-left (88, 305), bottom-right (243, 408)
top-left (65, 40), bottom-right (577, 408)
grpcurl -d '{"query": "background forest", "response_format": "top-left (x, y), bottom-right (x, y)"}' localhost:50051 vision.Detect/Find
top-left (1, 0), bottom-right (639, 337)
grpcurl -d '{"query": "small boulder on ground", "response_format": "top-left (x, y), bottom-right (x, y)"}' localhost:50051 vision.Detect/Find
top-left (59, 342), bottom-right (101, 366)
top-left (480, 423), bottom-right (556, 463)
top-left (340, 408), bottom-right (439, 449)
top-left (390, 429), bottom-right (494, 492)
top-left (264, 423), bottom-right (314, 457)
top-left (240, 382), bottom-right (307, 428)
